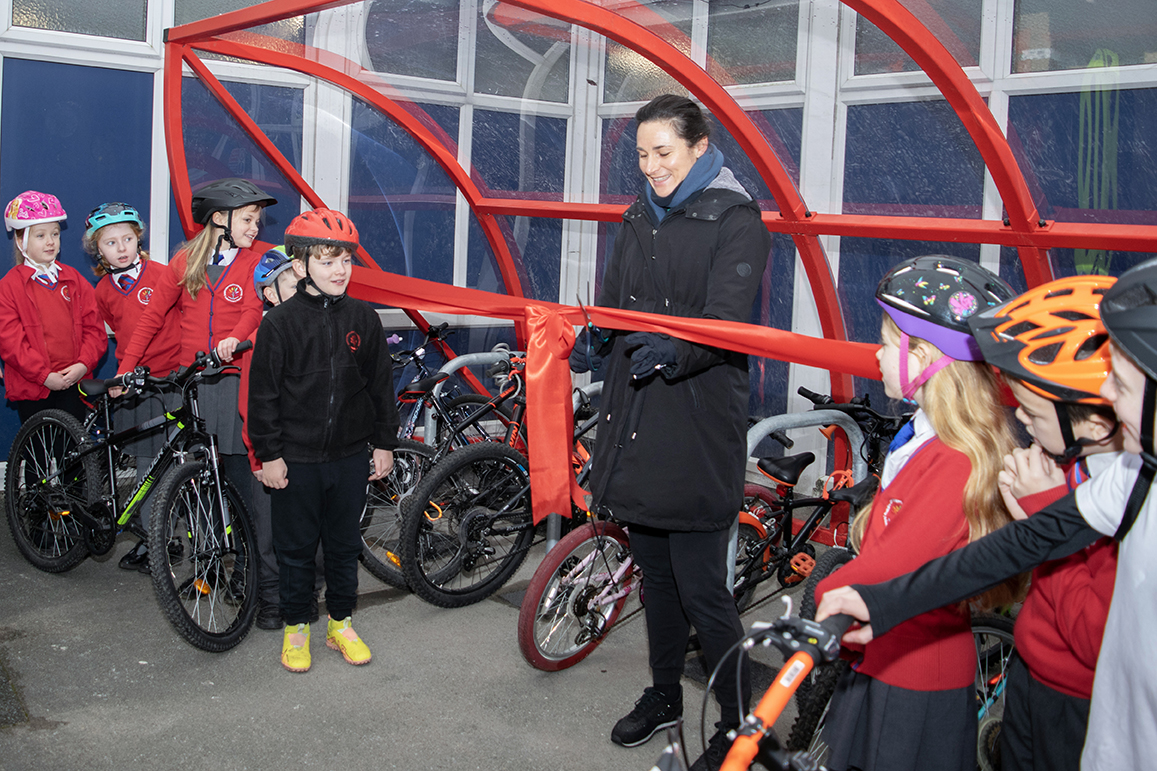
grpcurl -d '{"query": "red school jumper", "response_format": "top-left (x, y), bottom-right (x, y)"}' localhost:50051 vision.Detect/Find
top-left (815, 438), bottom-right (975, 691)
top-left (96, 259), bottom-right (182, 376)
top-left (118, 248), bottom-right (264, 372)
top-left (1013, 462), bottom-right (1117, 700)
top-left (0, 263), bottom-right (107, 401)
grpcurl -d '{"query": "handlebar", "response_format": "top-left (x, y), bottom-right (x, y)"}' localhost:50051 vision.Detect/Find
top-left (797, 386), bottom-right (910, 430)
top-left (102, 339), bottom-right (254, 393)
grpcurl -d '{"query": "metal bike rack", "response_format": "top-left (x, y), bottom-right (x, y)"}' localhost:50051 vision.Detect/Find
top-left (422, 349), bottom-right (525, 446)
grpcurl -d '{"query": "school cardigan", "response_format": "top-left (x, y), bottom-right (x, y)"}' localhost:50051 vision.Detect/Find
top-left (0, 263), bottom-right (107, 401)
top-left (1014, 480), bottom-right (1117, 700)
top-left (96, 260), bottom-right (182, 375)
top-left (815, 438), bottom-right (975, 691)
top-left (118, 248), bottom-right (264, 372)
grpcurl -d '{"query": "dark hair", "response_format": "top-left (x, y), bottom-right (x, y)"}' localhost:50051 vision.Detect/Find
top-left (635, 94), bottom-right (711, 146)
top-left (1066, 401), bottom-right (1118, 426)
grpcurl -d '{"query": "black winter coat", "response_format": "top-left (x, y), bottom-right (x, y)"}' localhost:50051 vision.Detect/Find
top-left (589, 172), bottom-right (770, 531)
top-left (248, 285), bottom-right (400, 464)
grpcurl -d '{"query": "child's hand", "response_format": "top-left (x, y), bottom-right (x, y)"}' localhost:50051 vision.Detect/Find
top-left (370, 448), bottom-right (394, 480)
top-left (260, 458), bottom-right (289, 489)
top-left (44, 372), bottom-right (68, 390)
top-left (816, 586), bottom-right (875, 644)
top-left (998, 455), bottom-right (1029, 521)
top-left (215, 337), bottom-right (242, 362)
top-left (48, 362), bottom-right (88, 390)
top-left (1001, 445), bottom-right (1064, 503)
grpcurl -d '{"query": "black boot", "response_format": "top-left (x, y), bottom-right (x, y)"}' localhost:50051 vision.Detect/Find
top-left (611, 685), bottom-right (683, 747)
top-left (118, 540), bottom-right (149, 573)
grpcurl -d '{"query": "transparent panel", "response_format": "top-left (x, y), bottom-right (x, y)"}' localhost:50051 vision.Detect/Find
top-left (839, 239), bottom-right (982, 404)
top-left (1013, 0), bottom-right (1157, 73)
top-left (475, 4), bottom-right (571, 102)
top-left (175, 0), bottom-right (304, 50)
top-left (603, 0), bottom-right (692, 104)
top-left (844, 100), bottom-right (984, 218)
top-left (349, 99), bottom-right (459, 284)
top-left (12, 0), bottom-right (146, 40)
top-left (467, 214), bottom-right (510, 296)
top-left (854, 0), bottom-right (982, 76)
top-left (749, 233), bottom-right (796, 422)
top-left (1007, 88), bottom-right (1157, 275)
top-left (178, 76), bottom-right (304, 249)
top-left (364, 0), bottom-right (459, 82)
top-left (707, 0), bottom-right (799, 85)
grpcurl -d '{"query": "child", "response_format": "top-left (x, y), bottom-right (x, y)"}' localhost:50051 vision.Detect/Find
top-left (0, 190), bottom-right (106, 423)
top-left (239, 245), bottom-right (322, 631)
top-left (817, 259), bottom-right (1157, 771)
top-left (812, 255), bottom-right (1019, 771)
top-left (969, 274), bottom-right (1121, 771)
top-left (117, 178), bottom-right (276, 501)
top-left (84, 201), bottom-right (182, 572)
top-left (246, 208), bottom-right (399, 673)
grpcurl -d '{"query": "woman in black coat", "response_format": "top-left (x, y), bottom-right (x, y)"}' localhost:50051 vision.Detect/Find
top-left (572, 94), bottom-right (770, 771)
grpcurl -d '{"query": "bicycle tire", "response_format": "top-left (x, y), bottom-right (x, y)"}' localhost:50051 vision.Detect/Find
top-left (148, 461), bottom-right (258, 652)
top-left (518, 520), bottom-right (635, 671)
top-left (437, 394), bottom-right (521, 450)
top-left (972, 611), bottom-right (1016, 771)
top-left (4, 409), bottom-right (97, 572)
top-left (732, 522), bottom-right (766, 612)
top-left (399, 442), bottom-right (534, 608)
top-left (359, 438), bottom-right (435, 589)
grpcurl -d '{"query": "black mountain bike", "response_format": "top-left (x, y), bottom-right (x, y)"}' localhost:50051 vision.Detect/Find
top-left (5, 345), bottom-right (258, 652)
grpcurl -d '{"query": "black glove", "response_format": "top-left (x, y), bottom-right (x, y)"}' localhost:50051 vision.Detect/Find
top-left (569, 327), bottom-right (607, 374)
top-left (625, 332), bottom-right (677, 377)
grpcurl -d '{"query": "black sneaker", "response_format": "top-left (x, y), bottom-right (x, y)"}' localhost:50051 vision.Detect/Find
top-left (689, 723), bottom-right (736, 771)
top-left (611, 686), bottom-right (682, 747)
top-left (255, 601), bottom-right (283, 630)
top-left (118, 540), bottom-right (149, 572)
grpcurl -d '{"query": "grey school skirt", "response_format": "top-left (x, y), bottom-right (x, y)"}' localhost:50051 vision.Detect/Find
top-left (196, 371), bottom-right (246, 456)
top-left (821, 667), bottom-right (977, 771)
top-left (113, 387), bottom-right (182, 460)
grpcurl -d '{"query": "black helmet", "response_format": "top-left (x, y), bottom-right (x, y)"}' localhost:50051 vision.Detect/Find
top-left (191, 178), bottom-right (277, 225)
top-left (1100, 257), bottom-right (1157, 381)
top-left (876, 255), bottom-right (1014, 361)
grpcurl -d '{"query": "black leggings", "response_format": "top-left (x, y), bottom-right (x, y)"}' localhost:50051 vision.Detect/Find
top-left (14, 388), bottom-right (86, 424)
top-left (628, 523), bottom-right (749, 726)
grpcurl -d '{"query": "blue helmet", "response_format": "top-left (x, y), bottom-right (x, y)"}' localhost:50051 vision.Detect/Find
top-left (84, 202), bottom-right (143, 240)
top-left (254, 245), bottom-right (294, 294)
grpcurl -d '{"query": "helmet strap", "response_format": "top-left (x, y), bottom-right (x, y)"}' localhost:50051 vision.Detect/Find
top-left (302, 254), bottom-right (344, 303)
top-left (1115, 377), bottom-right (1157, 541)
top-left (1051, 402), bottom-right (1121, 465)
top-left (212, 209), bottom-right (236, 263)
top-left (18, 229), bottom-right (28, 257)
top-left (899, 331), bottom-right (954, 400)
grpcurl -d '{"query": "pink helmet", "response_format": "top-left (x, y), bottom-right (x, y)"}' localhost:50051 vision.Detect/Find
top-left (5, 191), bottom-right (67, 232)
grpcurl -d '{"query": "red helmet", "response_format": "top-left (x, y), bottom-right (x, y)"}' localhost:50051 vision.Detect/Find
top-left (283, 208), bottom-right (359, 253)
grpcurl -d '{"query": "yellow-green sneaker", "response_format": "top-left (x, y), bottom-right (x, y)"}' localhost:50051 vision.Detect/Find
top-left (326, 616), bottom-right (371, 665)
top-left (281, 623), bottom-right (311, 673)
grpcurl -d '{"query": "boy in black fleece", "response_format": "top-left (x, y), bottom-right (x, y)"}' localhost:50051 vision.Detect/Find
top-left (247, 208), bottom-right (399, 673)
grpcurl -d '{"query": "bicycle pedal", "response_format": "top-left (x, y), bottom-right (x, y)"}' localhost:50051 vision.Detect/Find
top-left (789, 552), bottom-right (816, 579)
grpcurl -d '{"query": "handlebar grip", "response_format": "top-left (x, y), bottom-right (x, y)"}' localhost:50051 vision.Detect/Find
top-left (822, 613), bottom-right (856, 639)
top-left (797, 386), bottom-right (832, 405)
top-left (770, 430), bottom-right (794, 450)
top-left (234, 339), bottom-right (254, 355)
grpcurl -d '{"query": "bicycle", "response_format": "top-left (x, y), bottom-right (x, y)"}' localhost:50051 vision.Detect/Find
top-left (785, 547), bottom-right (1017, 770)
top-left (732, 388), bottom-right (909, 610)
top-left (5, 344), bottom-right (259, 652)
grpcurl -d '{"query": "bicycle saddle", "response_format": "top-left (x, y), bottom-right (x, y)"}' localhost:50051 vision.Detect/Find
top-left (826, 475), bottom-right (879, 508)
top-left (78, 378), bottom-right (109, 398)
top-left (399, 371), bottom-right (450, 396)
top-left (756, 452), bottom-right (815, 487)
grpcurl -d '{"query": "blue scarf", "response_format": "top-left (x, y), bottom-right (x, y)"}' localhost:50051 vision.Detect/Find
top-left (644, 144), bottom-right (725, 226)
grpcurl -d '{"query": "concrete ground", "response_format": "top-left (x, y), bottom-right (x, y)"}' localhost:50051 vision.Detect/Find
top-left (0, 528), bottom-right (805, 771)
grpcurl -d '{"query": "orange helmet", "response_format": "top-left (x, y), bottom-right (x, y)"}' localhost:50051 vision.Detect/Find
top-left (968, 274), bottom-right (1116, 404)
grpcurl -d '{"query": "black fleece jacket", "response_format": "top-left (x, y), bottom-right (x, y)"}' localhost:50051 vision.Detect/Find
top-left (247, 284), bottom-right (399, 464)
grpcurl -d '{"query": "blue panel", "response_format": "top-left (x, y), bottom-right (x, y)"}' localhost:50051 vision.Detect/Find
top-left (1008, 88), bottom-right (1157, 277)
top-left (844, 100), bottom-right (984, 217)
top-left (348, 99), bottom-right (458, 285)
top-left (0, 59), bottom-right (153, 452)
top-left (177, 76), bottom-right (303, 253)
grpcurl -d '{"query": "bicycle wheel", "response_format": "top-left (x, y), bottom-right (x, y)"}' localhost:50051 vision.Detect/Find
top-left (400, 442), bottom-right (534, 608)
top-left (732, 522), bottom-right (766, 612)
top-left (786, 547), bottom-right (855, 760)
top-left (518, 520), bottom-right (635, 671)
top-left (437, 394), bottom-right (523, 452)
top-left (4, 409), bottom-right (97, 572)
top-left (148, 461), bottom-right (258, 652)
top-left (973, 612), bottom-right (1016, 771)
top-left (359, 438), bottom-right (435, 589)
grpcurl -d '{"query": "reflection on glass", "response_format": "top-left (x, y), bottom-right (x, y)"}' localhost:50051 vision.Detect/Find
top-left (707, 0), bottom-right (799, 85)
top-left (854, 0), bottom-right (981, 76)
top-left (844, 101), bottom-right (983, 217)
top-left (364, 0), bottom-right (459, 81)
top-left (348, 98), bottom-right (459, 283)
top-left (603, 0), bottom-right (693, 103)
top-left (475, 3), bottom-right (570, 102)
top-left (1013, 0), bottom-right (1157, 73)
top-left (175, 0), bottom-right (304, 55)
top-left (12, 0), bottom-right (146, 40)
top-left (1007, 88), bottom-right (1157, 275)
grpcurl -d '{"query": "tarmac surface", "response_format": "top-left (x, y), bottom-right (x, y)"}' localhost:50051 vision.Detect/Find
top-left (0, 525), bottom-right (805, 771)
